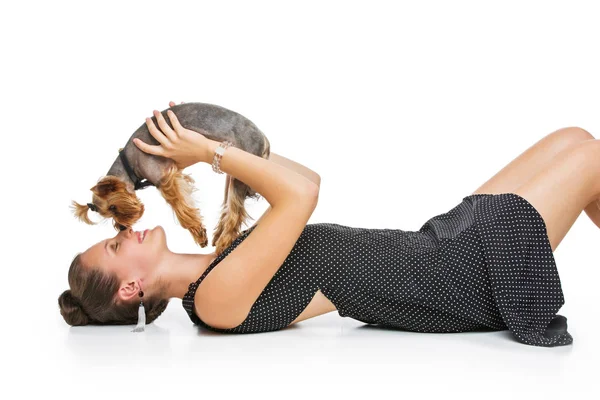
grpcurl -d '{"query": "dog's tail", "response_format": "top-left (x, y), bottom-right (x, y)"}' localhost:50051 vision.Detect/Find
top-left (70, 200), bottom-right (96, 225)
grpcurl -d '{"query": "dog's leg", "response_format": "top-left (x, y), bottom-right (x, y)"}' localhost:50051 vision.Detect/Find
top-left (211, 174), bottom-right (231, 250)
top-left (158, 165), bottom-right (208, 247)
top-left (212, 132), bottom-right (270, 253)
top-left (212, 178), bottom-right (254, 255)
top-left (223, 174), bottom-right (231, 203)
top-left (212, 173), bottom-right (234, 251)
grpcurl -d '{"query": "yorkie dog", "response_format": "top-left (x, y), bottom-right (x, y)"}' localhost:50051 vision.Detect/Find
top-left (71, 102), bottom-right (271, 255)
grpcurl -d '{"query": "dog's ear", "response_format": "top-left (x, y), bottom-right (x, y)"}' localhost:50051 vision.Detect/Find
top-left (91, 177), bottom-right (124, 197)
top-left (91, 181), bottom-right (115, 197)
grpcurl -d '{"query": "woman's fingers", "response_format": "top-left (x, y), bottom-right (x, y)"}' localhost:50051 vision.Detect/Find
top-left (133, 137), bottom-right (165, 157)
top-left (153, 110), bottom-right (177, 142)
top-left (167, 110), bottom-right (184, 132)
top-left (145, 117), bottom-right (169, 146)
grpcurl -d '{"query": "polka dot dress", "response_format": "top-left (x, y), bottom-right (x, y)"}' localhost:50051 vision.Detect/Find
top-left (182, 192), bottom-right (573, 347)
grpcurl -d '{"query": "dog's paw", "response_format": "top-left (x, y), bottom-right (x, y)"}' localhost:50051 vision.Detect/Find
top-left (188, 225), bottom-right (208, 247)
top-left (214, 234), bottom-right (236, 256)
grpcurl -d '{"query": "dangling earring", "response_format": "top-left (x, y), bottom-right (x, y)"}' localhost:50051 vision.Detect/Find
top-left (131, 290), bottom-right (146, 333)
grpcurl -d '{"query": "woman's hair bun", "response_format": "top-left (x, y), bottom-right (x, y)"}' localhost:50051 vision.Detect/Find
top-left (58, 289), bottom-right (91, 326)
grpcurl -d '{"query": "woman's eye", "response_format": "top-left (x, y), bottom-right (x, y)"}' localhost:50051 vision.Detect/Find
top-left (113, 243), bottom-right (119, 251)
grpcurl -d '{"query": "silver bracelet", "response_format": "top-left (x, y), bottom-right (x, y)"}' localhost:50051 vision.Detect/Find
top-left (212, 141), bottom-right (233, 174)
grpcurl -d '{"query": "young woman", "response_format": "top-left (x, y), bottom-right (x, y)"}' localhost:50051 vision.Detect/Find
top-left (59, 105), bottom-right (597, 347)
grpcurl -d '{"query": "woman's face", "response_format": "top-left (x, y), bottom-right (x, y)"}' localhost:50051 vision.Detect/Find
top-left (80, 225), bottom-right (168, 288)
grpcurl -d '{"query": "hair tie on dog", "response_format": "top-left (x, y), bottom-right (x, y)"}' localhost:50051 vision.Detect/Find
top-left (87, 203), bottom-right (98, 212)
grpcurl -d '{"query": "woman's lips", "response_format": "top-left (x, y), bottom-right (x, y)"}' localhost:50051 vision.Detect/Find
top-left (136, 230), bottom-right (149, 244)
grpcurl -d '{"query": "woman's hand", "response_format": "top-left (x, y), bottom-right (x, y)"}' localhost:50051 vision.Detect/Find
top-left (133, 107), bottom-right (210, 169)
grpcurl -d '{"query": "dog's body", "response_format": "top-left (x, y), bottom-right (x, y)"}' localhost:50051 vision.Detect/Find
top-left (72, 102), bottom-right (271, 255)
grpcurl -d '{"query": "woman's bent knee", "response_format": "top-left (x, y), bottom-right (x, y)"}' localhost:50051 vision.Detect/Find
top-left (573, 138), bottom-right (600, 157)
top-left (553, 126), bottom-right (595, 142)
top-left (568, 139), bottom-right (600, 198)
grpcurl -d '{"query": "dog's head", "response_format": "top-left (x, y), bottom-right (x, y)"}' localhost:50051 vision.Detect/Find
top-left (71, 176), bottom-right (145, 231)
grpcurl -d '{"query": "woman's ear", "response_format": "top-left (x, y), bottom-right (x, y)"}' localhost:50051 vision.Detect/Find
top-left (118, 280), bottom-right (143, 303)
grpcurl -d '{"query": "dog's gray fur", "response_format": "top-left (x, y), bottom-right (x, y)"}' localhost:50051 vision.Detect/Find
top-left (109, 102), bottom-right (270, 195)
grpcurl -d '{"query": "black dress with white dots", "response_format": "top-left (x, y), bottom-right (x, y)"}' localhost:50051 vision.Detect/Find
top-left (182, 193), bottom-right (573, 347)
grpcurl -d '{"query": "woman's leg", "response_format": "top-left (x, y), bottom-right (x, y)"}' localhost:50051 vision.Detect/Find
top-left (471, 126), bottom-right (600, 229)
top-left (512, 140), bottom-right (600, 252)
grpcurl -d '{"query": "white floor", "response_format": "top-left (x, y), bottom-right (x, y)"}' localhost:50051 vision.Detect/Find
top-left (8, 201), bottom-right (600, 400)
top-left (10, 279), bottom-right (599, 400)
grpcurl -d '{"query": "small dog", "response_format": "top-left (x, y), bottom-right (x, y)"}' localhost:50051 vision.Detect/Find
top-left (71, 102), bottom-right (271, 255)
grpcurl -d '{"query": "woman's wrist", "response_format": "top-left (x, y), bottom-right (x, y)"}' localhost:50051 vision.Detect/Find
top-left (201, 139), bottom-right (221, 164)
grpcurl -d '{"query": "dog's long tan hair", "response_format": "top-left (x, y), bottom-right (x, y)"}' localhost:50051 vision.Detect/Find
top-left (156, 164), bottom-right (208, 247)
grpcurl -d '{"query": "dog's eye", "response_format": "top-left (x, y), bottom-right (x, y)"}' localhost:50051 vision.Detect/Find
top-left (109, 205), bottom-right (117, 212)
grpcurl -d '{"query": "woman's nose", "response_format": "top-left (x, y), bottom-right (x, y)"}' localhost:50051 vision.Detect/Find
top-left (119, 227), bottom-right (133, 237)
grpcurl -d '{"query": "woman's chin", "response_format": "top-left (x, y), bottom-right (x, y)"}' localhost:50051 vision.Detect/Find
top-left (152, 225), bottom-right (167, 244)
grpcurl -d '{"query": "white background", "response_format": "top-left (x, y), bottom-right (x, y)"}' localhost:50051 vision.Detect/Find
top-left (1, 0), bottom-right (599, 398)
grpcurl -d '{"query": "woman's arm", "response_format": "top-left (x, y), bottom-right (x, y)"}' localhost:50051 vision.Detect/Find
top-left (136, 108), bottom-right (319, 328)
top-left (200, 133), bottom-right (319, 207)
top-left (164, 103), bottom-right (321, 186)
top-left (136, 110), bottom-right (319, 209)
top-left (247, 152), bottom-right (320, 229)
top-left (269, 152), bottom-right (321, 187)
